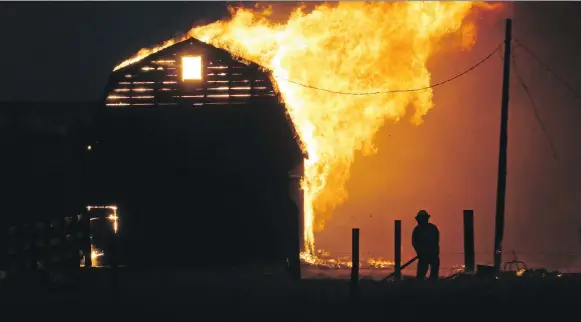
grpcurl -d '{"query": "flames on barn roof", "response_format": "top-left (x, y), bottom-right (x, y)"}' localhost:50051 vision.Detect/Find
top-left (105, 36), bottom-right (307, 158)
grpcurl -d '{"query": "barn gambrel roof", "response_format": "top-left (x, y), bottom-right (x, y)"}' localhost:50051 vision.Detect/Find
top-left (104, 37), bottom-right (307, 158)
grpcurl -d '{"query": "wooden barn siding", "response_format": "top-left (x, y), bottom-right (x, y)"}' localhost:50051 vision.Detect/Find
top-left (85, 39), bottom-right (304, 269)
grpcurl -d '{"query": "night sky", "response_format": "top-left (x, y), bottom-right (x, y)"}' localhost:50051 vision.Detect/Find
top-left (0, 1), bottom-right (229, 101)
top-left (1, 2), bottom-right (579, 101)
top-left (2, 1), bottom-right (581, 269)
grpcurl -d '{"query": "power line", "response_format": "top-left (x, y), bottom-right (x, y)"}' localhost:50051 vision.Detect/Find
top-left (513, 38), bottom-right (581, 103)
top-left (272, 43), bottom-right (502, 96)
top-left (511, 55), bottom-right (558, 159)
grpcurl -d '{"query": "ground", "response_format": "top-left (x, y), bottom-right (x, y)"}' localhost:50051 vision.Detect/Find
top-left (1, 268), bottom-right (579, 321)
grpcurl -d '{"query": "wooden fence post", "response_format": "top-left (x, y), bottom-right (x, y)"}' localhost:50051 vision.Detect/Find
top-left (84, 213), bottom-right (92, 268)
top-left (350, 228), bottom-right (359, 297)
top-left (394, 220), bottom-right (401, 280)
top-left (463, 210), bottom-right (475, 273)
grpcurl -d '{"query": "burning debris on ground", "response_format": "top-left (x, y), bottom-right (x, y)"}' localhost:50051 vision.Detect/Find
top-left (300, 250), bottom-right (394, 269)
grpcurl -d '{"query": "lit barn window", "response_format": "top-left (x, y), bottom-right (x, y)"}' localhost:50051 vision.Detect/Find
top-left (182, 56), bottom-right (202, 81)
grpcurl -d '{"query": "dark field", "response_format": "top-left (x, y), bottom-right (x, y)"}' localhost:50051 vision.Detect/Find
top-left (1, 268), bottom-right (580, 321)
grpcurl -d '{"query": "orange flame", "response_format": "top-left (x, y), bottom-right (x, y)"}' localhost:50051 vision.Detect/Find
top-left (114, 2), bottom-right (499, 261)
top-left (114, 39), bottom-right (181, 71)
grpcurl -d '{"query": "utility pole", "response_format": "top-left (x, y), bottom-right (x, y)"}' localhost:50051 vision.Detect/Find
top-left (494, 18), bottom-right (512, 271)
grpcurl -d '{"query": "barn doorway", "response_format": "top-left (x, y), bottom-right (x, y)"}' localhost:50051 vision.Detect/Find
top-left (83, 205), bottom-right (118, 267)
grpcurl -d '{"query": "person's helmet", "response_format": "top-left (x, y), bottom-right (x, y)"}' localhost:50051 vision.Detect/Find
top-left (415, 210), bottom-right (430, 219)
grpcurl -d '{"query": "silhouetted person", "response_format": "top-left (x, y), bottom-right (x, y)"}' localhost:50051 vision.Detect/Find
top-left (412, 210), bottom-right (440, 280)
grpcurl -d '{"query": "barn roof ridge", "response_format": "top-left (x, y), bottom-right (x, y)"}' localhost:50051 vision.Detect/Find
top-left (113, 36), bottom-right (266, 74)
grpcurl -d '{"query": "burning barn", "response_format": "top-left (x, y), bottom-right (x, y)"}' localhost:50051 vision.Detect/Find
top-left (83, 38), bottom-right (305, 269)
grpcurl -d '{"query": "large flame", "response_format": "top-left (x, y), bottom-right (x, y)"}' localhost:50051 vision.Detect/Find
top-left (115, 2), bottom-right (498, 259)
